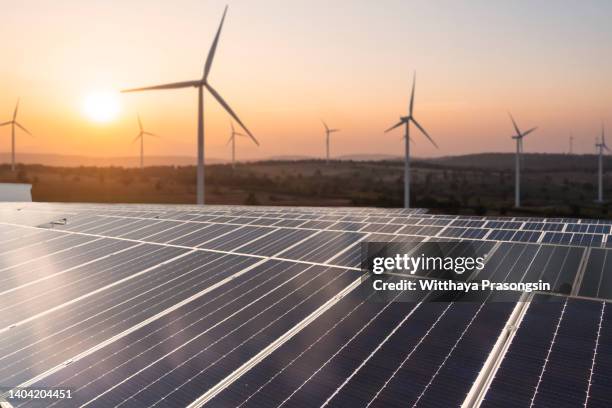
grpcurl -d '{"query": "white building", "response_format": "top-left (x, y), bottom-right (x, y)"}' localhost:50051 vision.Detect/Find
top-left (0, 183), bottom-right (32, 202)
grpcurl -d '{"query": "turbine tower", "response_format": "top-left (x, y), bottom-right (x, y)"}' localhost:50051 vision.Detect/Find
top-left (227, 121), bottom-right (252, 168)
top-left (0, 99), bottom-right (31, 171)
top-left (321, 120), bottom-right (340, 164)
top-left (509, 113), bottom-right (537, 208)
top-left (122, 6), bottom-right (258, 204)
top-left (132, 114), bottom-right (159, 169)
top-left (385, 72), bottom-right (438, 209)
top-left (596, 124), bottom-right (609, 202)
top-left (569, 133), bottom-right (574, 155)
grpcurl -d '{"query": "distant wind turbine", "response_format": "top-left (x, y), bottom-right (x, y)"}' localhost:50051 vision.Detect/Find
top-left (321, 120), bottom-right (340, 164)
top-left (569, 133), bottom-right (574, 155)
top-left (132, 114), bottom-right (159, 169)
top-left (385, 72), bottom-right (438, 209)
top-left (0, 99), bottom-right (31, 171)
top-left (596, 123), bottom-right (609, 203)
top-left (509, 113), bottom-right (537, 208)
top-left (227, 121), bottom-right (252, 168)
top-left (122, 6), bottom-right (258, 204)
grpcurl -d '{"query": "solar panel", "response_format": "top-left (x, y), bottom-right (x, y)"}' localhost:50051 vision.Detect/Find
top-left (481, 296), bottom-right (611, 408)
top-left (22, 262), bottom-right (360, 407)
top-left (0, 251), bottom-right (261, 388)
top-left (1, 202), bottom-right (612, 407)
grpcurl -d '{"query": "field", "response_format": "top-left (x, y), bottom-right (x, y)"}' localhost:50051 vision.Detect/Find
top-left (1, 153), bottom-right (611, 219)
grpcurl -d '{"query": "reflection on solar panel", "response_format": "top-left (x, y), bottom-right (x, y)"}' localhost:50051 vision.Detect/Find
top-left (0, 202), bottom-right (611, 408)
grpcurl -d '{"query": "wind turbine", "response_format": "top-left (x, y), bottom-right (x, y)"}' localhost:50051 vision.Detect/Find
top-left (132, 114), bottom-right (159, 169)
top-left (385, 72), bottom-right (438, 209)
top-left (122, 6), bottom-right (258, 204)
top-left (596, 123), bottom-right (609, 203)
top-left (226, 121), bottom-right (251, 168)
top-left (321, 120), bottom-right (340, 164)
top-left (569, 133), bottom-right (574, 155)
top-left (509, 113), bottom-right (537, 208)
top-left (0, 99), bottom-right (31, 171)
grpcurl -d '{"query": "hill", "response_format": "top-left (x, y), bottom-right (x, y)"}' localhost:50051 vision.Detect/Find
top-left (425, 153), bottom-right (612, 172)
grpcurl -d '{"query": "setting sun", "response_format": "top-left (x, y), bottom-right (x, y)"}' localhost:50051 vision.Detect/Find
top-left (82, 91), bottom-right (121, 123)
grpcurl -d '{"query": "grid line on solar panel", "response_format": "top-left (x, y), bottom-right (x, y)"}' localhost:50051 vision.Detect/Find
top-left (372, 302), bottom-right (478, 406)
top-left (276, 287), bottom-right (428, 408)
top-left (7, 216), bottom-right (379, 275)
top-left (0, 252), bottom-right (263, 388)
top-left (0, 233), bottom-right (99, 270)
top-left (206, 278), bottom-right (515, 408)
top-left (584, 301), bottom-right (605, 407)
top-left (578, 248), bottom-right (612, 299)
top-left (231, 228), bottom-right (315, 257)
top-left (0, 238), bottom-right (135, 293)
top-left (359, 301), bottom-right (455, 407)
top-left (198, 278), bottom-right (424, 408)
top-left (4, 256), bottom-right (274, 399)
top-left (36, 205), bottom-right (612, 254)
top-left (15, 263), bottom-right (359, 408)
top-left (465, 242), bottom-right (583, 296)
top-left (0, 230), bottom-right (92, 259)
top-left (0, 252), bottom-right (252, 357)
top-left (480, 296), bottom-right (611, 408)
top-left (0, 244), bottom-right (190, 332)
top-left (522, 299), bottom-right (568, 407)
top-left (198, 226), bottom-right (278, 251)
top-left (324, 304), bottom-right (517, 407)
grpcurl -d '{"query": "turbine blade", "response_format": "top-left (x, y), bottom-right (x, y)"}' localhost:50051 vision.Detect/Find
top-left (330, 129), bottom-right (340, 133)
top-left (226, 135), bottom-right (233, 146)
top-left (137, 114), bottom-right (143, 131)
top-left (14, 122), bottom-right (31, 135)
top-left (230, 120), bottom-right (235, 134)
top-left (13, 98), bottom-right (20, 121)
top-left (143, 131), bottom-right (160, 138)
top-left (203, 6), bottom-right (228, 81)
top-left (508, 112), bottom-right (521, 136)
top-left (411, 118), bottom-right (438, 148)
top-left (205, 83), bottom-right (259, 146)
top-left (385, 121), bottom-right (404, 133)
top-left (235, 132), bottom-right (247, 137)
top-left (122, 80), bottom-right (200, 93)
top-left (132, 134), bottom-right (141, 144)
top-left (409, 72), bottom-right (415, 116)
top-left (522, 127), bottom-right (537, 137)
top-left (321, 120), bottom-right (329, 132)
top-left (0, 121), bottom-right (12, 127)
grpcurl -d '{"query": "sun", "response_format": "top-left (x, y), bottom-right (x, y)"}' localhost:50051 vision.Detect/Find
top-left (82, 91), bottom-right (121, 123)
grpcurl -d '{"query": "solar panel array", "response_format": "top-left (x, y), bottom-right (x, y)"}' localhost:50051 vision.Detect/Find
top-left (0, 202), bottom-right (611, 408)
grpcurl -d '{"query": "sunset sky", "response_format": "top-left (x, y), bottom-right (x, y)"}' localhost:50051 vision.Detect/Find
top-left (2, 0), bottom-right (612, 162)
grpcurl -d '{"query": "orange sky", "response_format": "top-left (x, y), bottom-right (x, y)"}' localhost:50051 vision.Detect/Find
top-left (2, 0), bottom-right (612, 162)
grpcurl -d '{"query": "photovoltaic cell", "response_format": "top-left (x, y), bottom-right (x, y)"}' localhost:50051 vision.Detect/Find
top-left (1, 202), bottom-right (612, 408)
top-left (15, 262), bottom-right (360, 407)
top-left (482, 296), bottom-right (612, 408)
top-left (0, 252), bottom-right (261, 388)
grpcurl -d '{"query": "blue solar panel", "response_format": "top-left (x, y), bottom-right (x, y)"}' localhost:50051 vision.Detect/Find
top-left (482, 296), bottom-right (610, 408)
top-left (1, 202), bottom-right (612, 408)
top-left (12, 262), bottom-right (360, 407)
